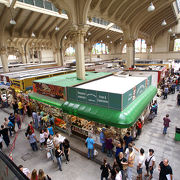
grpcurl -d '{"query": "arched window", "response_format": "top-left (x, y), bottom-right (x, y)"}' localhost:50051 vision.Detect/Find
top-left (92, 43), bottom-right (109, 55)
top-left (135, 39), bottom-right (147, 53)
top-left (174, 39), bottom-right (180, 51)
top-left (8, 55), bottom-right (17, 61)
top-left (122, 44), bottom-right (127, 53)
top-left (65, 46), bottom-right (75, 56)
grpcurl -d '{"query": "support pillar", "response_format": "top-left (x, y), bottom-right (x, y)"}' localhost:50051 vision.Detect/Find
top-left (126, 41), bottom-right (135, 68)
top-left (39, 51), bottom-right (42, 63)
top-left (89, 47), bottom-right (92, 62)
top-left (74, 28), bottom-right (87, 80)
top-left (22, 52), bottom-right (26, 64)
top-left (146, 45), bottom-right (151, 60)
top-left (0, 47), bottom-right (9, 72)
top-left (32, 49), bottom-right (35, 63)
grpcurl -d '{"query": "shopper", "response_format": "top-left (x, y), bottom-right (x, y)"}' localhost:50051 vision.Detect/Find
top-left (49, 115), bottom-right (54, 126)
top-left (47, 124), bottom-right (54, 136)
top-left (18, 100), bottom-right (23, 115)
top-left (163, 114), bottom-right (171, 134)
top-left (115, 166), bottom-right (122, 180)
top-left (100, 128), bottom-right (106, 153)
top-left (105, 136), bottom-right (113, 157)
top-left (27, 130), bottom-right (38, 151)
top-left (31, 169), bottom-right (38, 180)
top-left (177, 92), bottom-right (180, 106)
top-left (8, 113), bottom-right (15, 128)
top-left (116, 152), bottom-right (127, 179)
top-left (55, 144), bottom-right (63, 171)
top-left (0, 125), bottom-right (10, 147)
top-left (134, 147), bottom-right (145, 180)
top-left (85, 135), bottom-right (95, 159)
top-left (127, 147), bottom-right (135, 180)
top-left (32, 111), bottom-right (38, 129)
top-left (53, 132), bottom-right (61, 147)
top-left (63, 138), bottom-right (70, 163)
top-left (18, 165), bottom-right (31, 179)
top-left (37, 112), bottom-right (42, 129)
top-left (136, 119), bottom-right (142, 137)
top-left (8, 120), bottom-right (15, 136)
top-left (100, 158), bottom-right (110, 180)
top-left (159, 159), bottom-right (173, 180)
top-left (38, 169), bottom-right (51, 180)
top-left (123, 132), bottom-right (133, 150)
top-left (44, 128), bottom-right (49, 145)
top-left (15, 113), bottom-right (21, 130)
top-left (12, 101), bottom-right (18, 114)
top-left (145, 149), bottom-right (155, 180)
top-left (110, 160), bottom-right (118, 180)
top-left (47, 134), bottom-right (54, 161)
top-left (115, 140), bottom-right (124, 159)
top-left (163, 86), bottom-right (168, 99)
top-left (4, 117), bottom-right (9, 128)
top-left (39, 129), bottom-right (45, 150)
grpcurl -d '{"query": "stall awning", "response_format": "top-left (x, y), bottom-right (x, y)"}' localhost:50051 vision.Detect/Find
top-left (62, 86), bottom-right (157, 128)
top-left (29, 93), bottom-right (63, 108)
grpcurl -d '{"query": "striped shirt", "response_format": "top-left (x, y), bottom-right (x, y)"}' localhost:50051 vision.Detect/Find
top-left (47, 138), bottom-right (54, 150)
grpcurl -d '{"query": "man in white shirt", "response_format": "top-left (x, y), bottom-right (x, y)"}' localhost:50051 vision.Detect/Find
top-left (134, 147), bottom-right (145, 180)
top-left (145, 149), bottom-right (155, 179)
top-left (115, 166), bottom-right (122, 180)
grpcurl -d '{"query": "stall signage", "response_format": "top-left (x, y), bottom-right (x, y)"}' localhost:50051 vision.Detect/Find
top-left (136, 80), bottom-right (146, 97)
top-left (67, 87), bottom-right (121, 110)
top-left (122, 88), bottom-right (134, 110)
top-left (147, 76), bottom-right (152, 87)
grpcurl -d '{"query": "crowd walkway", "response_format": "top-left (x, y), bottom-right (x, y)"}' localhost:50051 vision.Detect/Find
top-left (0, 90), bottom-right (180, 179)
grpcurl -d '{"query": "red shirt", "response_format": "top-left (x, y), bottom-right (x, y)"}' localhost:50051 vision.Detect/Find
top-left (137, 122), bottom-right (142, 129)
top-left (163, 117), bottom-right (171, 127)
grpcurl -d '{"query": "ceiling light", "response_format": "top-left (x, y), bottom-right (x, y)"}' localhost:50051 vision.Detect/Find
top-left (55, 26), bottom-right (60, 31)
top-left (173, 33), bottom-right (176, 37)
top-left (64, 36), bottom-right (67, 40)
top-left (161, 20), bottom-right (167, 26)
top-left (85, 38), bottom-right (88, 42)
top-left (31, 32), bottom-right (35, 37)
top-left (88, 32), bottom-right (91, 36)
top-left (168, 28), bottom-right (172, 33)
top-left (101, 40), bottom-right (103, 42)
top-left (147, 2), bottom-right (155, 12)
top-left (107, 35), bottom-right (110, 38)
top-left (10, 19), bottom-right (16, 25)
top-left (110, 41), bottom-right (112, 44)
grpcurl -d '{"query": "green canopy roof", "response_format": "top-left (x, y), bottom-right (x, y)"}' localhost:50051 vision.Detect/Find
top-left (62, 86), bottom-right (157, 128)
top-left (29, 93), bottom-right (64, 108)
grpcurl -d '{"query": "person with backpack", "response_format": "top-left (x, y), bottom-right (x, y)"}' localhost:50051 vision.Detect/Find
top-left (145, 149), bottom-right (155, 180)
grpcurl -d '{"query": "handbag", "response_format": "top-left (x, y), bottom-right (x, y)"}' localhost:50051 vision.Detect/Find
top-left (145, 155), bottom-right (154, 168)
top-left (47, 152), bottom-right (51, 159)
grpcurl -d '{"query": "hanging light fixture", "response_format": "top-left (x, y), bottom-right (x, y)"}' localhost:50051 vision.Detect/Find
top-left (10, 19), bottom-right (16, 25)
top-left (55, 26), bottom-right (60, 31)
top-left (147, 2), bottom-right (155, 12)
top-left (110, 41), bottom-right (112, 44)
top-left (161, 20), bottom-right (167, 26)
top-left (9, 8), bottom-right (16, 25)
top-left (168, 28), bottom-right (172, 33)
top-left (31, 32), bottom-right (35, 37)
top-left (173, 33), bottom-right (176, 37)
top-left (107, 35), bottom-right (110, 38)
top-left (101, 40), bottom-right (103, 42)
top-left (88, 32), bottom-right (91, 36)
top-left (64, 36), bottom-right (67, 40)
top-left (85, 38), bottom-right (88, 42)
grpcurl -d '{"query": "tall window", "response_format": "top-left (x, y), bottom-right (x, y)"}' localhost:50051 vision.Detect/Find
top-left (65, 46), bottom-right (75, 56)
top-left (92, 43), bottom-right (109, 54)
top-left (122, 44), bottom-right (127, 53)
top-left (176, 0), bottom-right (180, 13)
top-left (174, 39), bottom-right (180, 51)
top-left (135, 39), bottom-right (147, 53)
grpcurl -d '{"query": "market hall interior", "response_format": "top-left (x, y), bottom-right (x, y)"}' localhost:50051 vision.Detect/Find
top-left (0, 0), bottom-right (180, 180)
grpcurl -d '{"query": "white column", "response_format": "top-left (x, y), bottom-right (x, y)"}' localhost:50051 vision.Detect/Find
top-left (22, 52), bottom-right (26, 64)
top-left (0, 47), bottom-right (9, 72)
top-left (75, 30), bottom-right (86, 80)
top-left (39, 51), bottom-right (42, 63)
top-left (32, 49), bottom-right (35, 63)
top-left (126, 41), bottom-right (135, 68)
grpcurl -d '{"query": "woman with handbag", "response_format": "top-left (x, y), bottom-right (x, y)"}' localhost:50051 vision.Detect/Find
top-left (100, 158), bottom-right (110, 180)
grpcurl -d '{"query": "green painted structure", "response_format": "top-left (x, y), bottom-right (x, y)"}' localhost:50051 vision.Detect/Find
top-left (62, 86), bottom-right (157, 128)
top-left (29, 92), bottom-right (63, 108)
